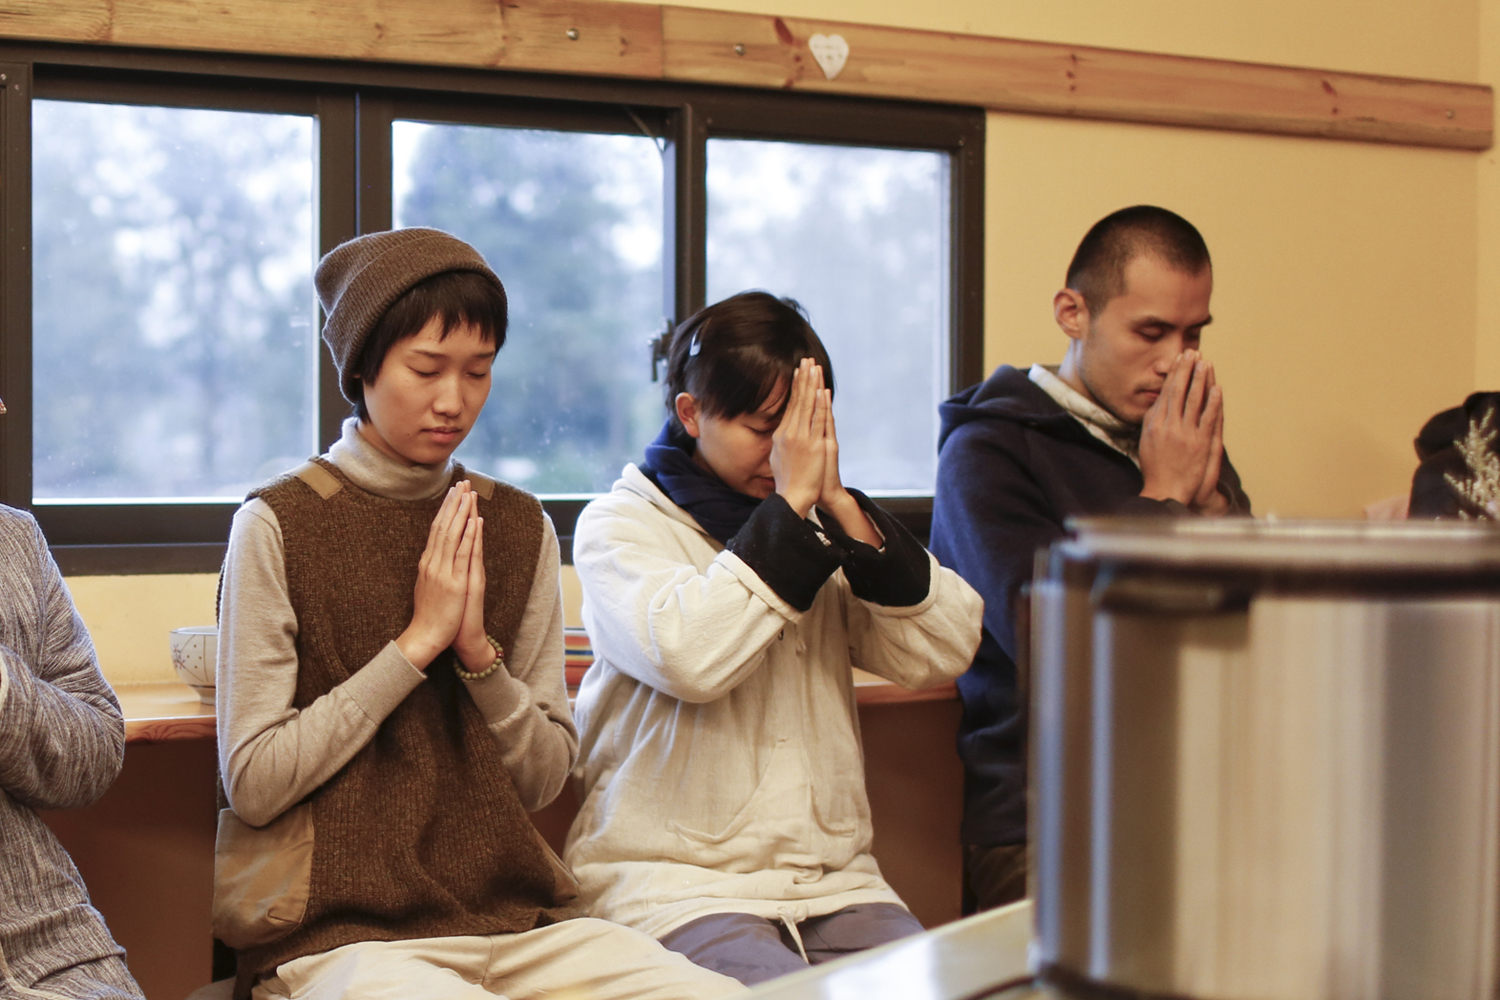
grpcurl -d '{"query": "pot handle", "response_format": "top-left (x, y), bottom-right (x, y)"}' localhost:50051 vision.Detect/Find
top-left (1091, 572), bottom-right (1252, 615)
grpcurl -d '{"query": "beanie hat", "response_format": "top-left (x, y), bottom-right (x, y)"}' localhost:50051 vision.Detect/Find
top-left (315, 228), bottom-right (507, 403)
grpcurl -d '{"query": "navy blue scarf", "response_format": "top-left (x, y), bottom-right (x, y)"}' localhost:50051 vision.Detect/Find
top-left (638, 421), bottom-right (761, 544)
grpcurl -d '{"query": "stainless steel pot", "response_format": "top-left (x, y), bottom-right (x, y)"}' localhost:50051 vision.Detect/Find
top-left (1031, 519), bottom-right (1500, 1000)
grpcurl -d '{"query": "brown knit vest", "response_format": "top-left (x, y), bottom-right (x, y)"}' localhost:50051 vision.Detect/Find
top-left (240, 459), bottom-right (561, 978)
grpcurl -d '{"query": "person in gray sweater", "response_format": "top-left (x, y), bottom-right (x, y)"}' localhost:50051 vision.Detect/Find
top-left (0, 503), bottom-right (145, 999)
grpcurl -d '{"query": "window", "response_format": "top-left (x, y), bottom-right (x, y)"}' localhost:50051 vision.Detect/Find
top-left (0, 51), bottom-right (982, 572)
top-left (392, 118), bottom-right (665, 494)
top-left (707, 139), bottom-right (950, 493)
top-left (32, 100), bottom-right (318, 503)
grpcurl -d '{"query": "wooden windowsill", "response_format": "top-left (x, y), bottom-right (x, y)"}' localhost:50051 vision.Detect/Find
top-left (116, 670), bottom-right (957, 743)
top-left (852, 669), bottom-right (959, 706)
top-left (117, 682), bottom-right (216, 744)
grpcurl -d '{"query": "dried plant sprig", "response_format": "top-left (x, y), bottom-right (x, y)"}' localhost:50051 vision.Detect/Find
top-left (1444, 403), bottom-right (1500, 520)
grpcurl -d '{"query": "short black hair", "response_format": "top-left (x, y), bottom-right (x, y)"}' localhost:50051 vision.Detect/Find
top-left (664, 291), bottom-right (833, 433)
top-left (351, 269), bottom-right (509, 421)
top-left (1066, 205), bottom-right (1211, 315)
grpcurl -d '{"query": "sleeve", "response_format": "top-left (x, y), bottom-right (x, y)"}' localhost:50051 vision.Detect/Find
top-left (575, 494), bottom-right (827, 704)
top-left (0, 516), bottom-right (125, 811)
top-left (217, 500), bottom-right (425, 827)
top-left (817, 489), bottom-right (930, 607)
top-left (935, 424), bottom-right (1196, 664)
top-left (1217, 452), bottom-right (1253, 516)
top-left (724, 493), bottom-right (844, 611)
top-left (837, 546), bottom-right (984, 692)
top-left (929, 424), bottom-right (1068, 668)
top-left (460, 514), bottom-right (578, 812)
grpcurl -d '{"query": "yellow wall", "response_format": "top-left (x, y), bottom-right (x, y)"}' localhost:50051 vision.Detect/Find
top-left (987, 117), bottom-right (1477, 517)
top-left (65, 574), bottom-right (220, 685)
top-left (63, 568), bottom-right (586, 683)
top-left (62, 0), bottom-right (1491, 669)
top-left (1479, 0), bottom-right (1500, 388)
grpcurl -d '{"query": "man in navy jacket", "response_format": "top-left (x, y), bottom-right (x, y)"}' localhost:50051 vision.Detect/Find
top-left (930, 205), bottom-right (1251, 912)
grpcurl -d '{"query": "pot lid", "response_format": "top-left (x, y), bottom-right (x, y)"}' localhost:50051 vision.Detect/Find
top-left (1059, 518), bottom-right (1500, 573)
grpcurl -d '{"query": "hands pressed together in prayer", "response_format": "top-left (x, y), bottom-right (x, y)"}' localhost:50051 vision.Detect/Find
top-left (396, 481), bottom-right (497, 674)
top-left (770, 357), bottom-right (882, 546)
top-left (1139, 350), bottom-right (1229, 515)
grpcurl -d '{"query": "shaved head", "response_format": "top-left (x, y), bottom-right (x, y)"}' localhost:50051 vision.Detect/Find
top-left (1066, 205), bottom-right (1211, 315)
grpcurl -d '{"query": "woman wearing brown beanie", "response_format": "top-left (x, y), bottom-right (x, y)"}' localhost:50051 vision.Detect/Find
top-left (213, 228), bottom-right (743, 1000)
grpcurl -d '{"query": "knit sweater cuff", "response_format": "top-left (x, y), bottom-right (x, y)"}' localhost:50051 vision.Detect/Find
top-left (462, 669), bottom-right (529, 726)
top-left (345, 641), bottom-right (427, 723)
top-left (817, 490), bottom-right (932, 608)
top-left (725, 493), bottom-right (843, 613)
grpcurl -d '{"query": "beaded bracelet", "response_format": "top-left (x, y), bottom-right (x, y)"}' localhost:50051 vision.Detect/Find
top-left (453, 635), bottom-right (505, 681)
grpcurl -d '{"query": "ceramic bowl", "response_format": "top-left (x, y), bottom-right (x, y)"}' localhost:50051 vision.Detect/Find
top-left (170, 626), bottom-right (218, 705)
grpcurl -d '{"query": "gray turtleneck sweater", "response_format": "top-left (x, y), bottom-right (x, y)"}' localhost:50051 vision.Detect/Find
top-left (217, 418), bottom-right (575, 828)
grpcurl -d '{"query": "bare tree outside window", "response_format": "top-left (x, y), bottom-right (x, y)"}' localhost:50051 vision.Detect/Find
top-left (32, 101), bottom-right (317, 502)
top-left (393, 121), bottom-right (664, 494)
top-left (29, 107), bottom-right (952, 512)
top-left (707, 139), bottom-right (949, 493)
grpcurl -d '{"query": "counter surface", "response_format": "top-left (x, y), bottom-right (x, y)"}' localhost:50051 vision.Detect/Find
top-left (117, 682), bottom-right (216, 743)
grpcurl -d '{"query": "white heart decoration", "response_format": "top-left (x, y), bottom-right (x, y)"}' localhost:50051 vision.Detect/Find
top-left (808, 33), bottom-right (849, 81)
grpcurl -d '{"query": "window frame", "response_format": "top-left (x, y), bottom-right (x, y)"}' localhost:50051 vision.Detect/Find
top-left (0, 42), bottom-right (984, 573)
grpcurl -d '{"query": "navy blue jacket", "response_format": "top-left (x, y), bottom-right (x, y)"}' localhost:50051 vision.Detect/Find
top-left (929, 365), bottom-right (1250, 846)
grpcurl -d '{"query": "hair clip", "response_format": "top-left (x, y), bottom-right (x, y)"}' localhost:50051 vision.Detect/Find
top-left (688, 331), bottom-right (703, 357)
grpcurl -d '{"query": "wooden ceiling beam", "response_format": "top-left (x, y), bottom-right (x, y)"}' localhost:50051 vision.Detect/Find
top-left (0, 0), bottom-right (1488, 149)
top-left (663, 8), bottom-right (1491, 150)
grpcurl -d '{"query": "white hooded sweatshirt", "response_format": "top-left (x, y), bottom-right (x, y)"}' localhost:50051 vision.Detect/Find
top-left (563, 464), bottom-right (983, 938)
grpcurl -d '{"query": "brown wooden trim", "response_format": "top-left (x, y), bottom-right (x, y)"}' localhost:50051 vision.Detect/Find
top-left (0, 0), bottom-right (1488, 148)
top-left (125, 714), bottom-right (217, 743)
top-left (661, 7), bottom-right (1492, 149)
top-left (0, 60), bottom-right (31, 510)
top-left (0, 0), bottom-right (663, 77)
top-left (117, 683), bottom-right (216, 743)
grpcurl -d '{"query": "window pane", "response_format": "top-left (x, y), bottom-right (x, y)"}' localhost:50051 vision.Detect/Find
top-left (393, 122), bottom-right (664, 494)
top-left (707, 140), bottom-right (949, 493)
top-left (32, 101), bottom-right (317, 502)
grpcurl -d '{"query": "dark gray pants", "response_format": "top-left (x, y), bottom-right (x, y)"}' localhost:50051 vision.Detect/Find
top-left (658, 903), bottom-right (924, 986)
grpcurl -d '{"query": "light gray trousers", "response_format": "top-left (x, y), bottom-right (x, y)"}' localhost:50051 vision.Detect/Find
top-left (658, 903), bottom-right (924, 987)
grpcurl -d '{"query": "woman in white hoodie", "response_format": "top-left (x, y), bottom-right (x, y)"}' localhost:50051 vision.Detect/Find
top-left (564, 292), bottom-right (984, 986)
